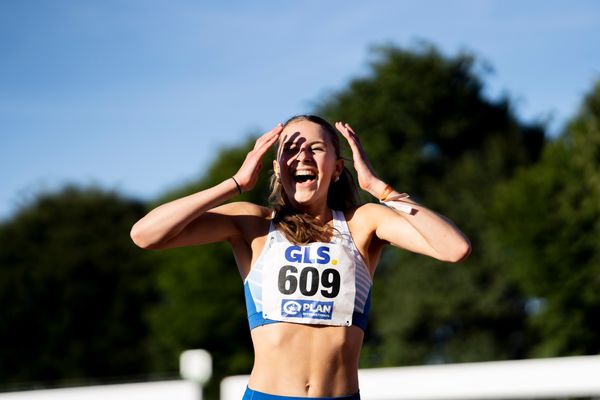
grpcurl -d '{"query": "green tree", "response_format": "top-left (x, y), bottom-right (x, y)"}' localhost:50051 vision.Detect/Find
top-left (492, 80), bottom-right (600, 357)
top-left (6, 42), bottom-right (583, 399)
top-left (0, 185), bottom-right (159, 389)
top-left (317, 44), bottom-right (545, 365)
top-left (147, 44), bottom-right (547, 386)
top-left (146, 138), bottom-right (273, 399)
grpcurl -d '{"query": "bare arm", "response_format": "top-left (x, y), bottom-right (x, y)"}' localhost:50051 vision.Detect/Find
top-left (336, 122), bottom-right (471, 263)
top-left (130, 180), bottom-right (240, 249)
top-left (364, 201), bottom-right (471, 262)
top-left (130, 123), bottom-right (283, 249)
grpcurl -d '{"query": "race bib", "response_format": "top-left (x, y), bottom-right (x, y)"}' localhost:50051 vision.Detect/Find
top-left (262, 241), bottom-right (356, 326)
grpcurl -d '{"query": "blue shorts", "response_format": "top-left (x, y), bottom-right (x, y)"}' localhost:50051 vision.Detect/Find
top-left (243, 387), bottom-right (360, 400)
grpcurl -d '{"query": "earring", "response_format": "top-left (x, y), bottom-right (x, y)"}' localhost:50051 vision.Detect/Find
top-left (334, 175), bottom-right (340, 182)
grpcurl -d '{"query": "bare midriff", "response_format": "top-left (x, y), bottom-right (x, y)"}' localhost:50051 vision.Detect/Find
top-left (247, 322), bottom-right (364, 397)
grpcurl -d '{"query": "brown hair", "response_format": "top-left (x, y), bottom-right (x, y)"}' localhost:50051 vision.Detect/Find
top-left (268, 115), bottom-right (359, 244)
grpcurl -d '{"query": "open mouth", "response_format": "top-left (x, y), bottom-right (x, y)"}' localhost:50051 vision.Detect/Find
top-left (293, 170), bottom-right (317, 184)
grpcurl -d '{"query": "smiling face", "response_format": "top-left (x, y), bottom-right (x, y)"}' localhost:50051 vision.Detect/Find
top-left (273, 119), bottom-right (344, 214)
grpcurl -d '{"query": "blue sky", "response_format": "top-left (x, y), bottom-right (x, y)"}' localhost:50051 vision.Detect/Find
top-left (1, 0), bottom-right (599, 221)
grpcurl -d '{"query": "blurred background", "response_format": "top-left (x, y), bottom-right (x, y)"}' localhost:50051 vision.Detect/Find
top-left (1, 1), bottom-right (599, 399)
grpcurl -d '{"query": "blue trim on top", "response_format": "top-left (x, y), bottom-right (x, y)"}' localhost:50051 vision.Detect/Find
top-left (244, 282), bottom-right (258, 320)
top-left (245, 281), bottom-right (370, 331)
top-left (245, 281), bottom-right (280, 329)
top-left (243, 210), bottom-right (372, 332)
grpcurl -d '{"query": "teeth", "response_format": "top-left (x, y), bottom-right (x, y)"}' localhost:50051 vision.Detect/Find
top-left (294, 170), bottom-right (316, 176)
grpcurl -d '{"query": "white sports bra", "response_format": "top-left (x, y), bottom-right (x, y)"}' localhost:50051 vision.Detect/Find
top-left (243, 210), bottom-right (372, 330)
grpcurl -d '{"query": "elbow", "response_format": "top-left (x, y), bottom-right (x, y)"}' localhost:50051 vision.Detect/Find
top-left (130, 223), bottom-right (156, 250)
top-left (130, 226), bottom-right (148, 249)
top-left (444, 240), bottom-right (472, 263)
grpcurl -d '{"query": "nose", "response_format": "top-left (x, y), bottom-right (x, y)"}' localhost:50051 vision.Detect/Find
top-left (294, 147), bottom-right (314, 163)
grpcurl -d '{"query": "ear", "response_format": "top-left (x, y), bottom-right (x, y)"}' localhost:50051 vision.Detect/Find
top-left (334, 159), bottom-right (344, 179)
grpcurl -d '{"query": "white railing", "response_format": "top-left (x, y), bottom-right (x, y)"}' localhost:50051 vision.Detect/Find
top-left (0, 349), bottom-right (211, 400)
top-left (221, 355), bottom-right (600, 400)
top-left (4, 352), bottom-right (599, 399)
top-left (0, 381), bottom-right (199, 400)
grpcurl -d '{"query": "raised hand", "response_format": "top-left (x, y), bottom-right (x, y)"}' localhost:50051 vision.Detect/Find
top-left (335, 122), bottom-right (381, 196)
top-left (233, 123), bottom-right (283, 192)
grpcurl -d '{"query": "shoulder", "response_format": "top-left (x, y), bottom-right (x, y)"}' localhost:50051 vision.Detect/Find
top-left (342, 203), bottom-right (392, 269)
top-left (344, 202), bottom-right (389, 221)
top-left (202, 202), bottom-right (272, 238)
top-left (343, 202), bottom-right (390, 233)
top-left (211, 201), bottom-right (272, 219)
top-left (210, 202), bottom-right (273, 241)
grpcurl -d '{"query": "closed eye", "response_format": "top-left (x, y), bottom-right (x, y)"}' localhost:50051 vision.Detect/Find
top-left (282, 145), bottom-right (299, 154)
top-left (280, 141), bottom-right (327, 157)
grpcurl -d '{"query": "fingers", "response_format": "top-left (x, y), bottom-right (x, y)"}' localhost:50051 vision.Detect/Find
top-left (252, 123), bottom-right (283, 165)
top-left (343, 122), bottom-right (357, 135)
top-left (335, 121), bottom-right (379, 191)
top-left (335, 121), bottom-right (359, 139)
top-left (254, 123), bottom-right (283, 150)
top-left (335, 121), bottom-right (349, 136)
top-left (234, 123), bottom-right (282, 192)
top-left (335, 121), bottom-right (362, 154)
top-left (336, 121), bottom-right (372, 166)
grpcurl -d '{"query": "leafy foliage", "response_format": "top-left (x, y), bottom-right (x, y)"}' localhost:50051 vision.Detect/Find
top-left (146, 138), bottom-right (271, 398)
top-left (317, 44), bottom-right (544, 365)
top-left (0, 185), bottom-right (159, 388)
top-left (5, 43), bottom-right (600, 400)
top-left (491, 81), bottom-right (600, 357)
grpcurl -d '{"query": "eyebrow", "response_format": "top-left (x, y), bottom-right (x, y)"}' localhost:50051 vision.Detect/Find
top-left (282, 140), bottom-right (328, 147)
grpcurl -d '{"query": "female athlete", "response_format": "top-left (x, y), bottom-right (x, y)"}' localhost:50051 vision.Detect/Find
top-left (130, 115), bottom-right (471, 399)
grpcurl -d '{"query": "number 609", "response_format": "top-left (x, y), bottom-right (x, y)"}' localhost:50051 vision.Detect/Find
top-left (277, 265), bottom-right (341, 298)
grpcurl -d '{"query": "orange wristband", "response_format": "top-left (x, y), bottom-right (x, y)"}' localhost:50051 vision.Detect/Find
top-left (379, 184), bottom-right (394, 201)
